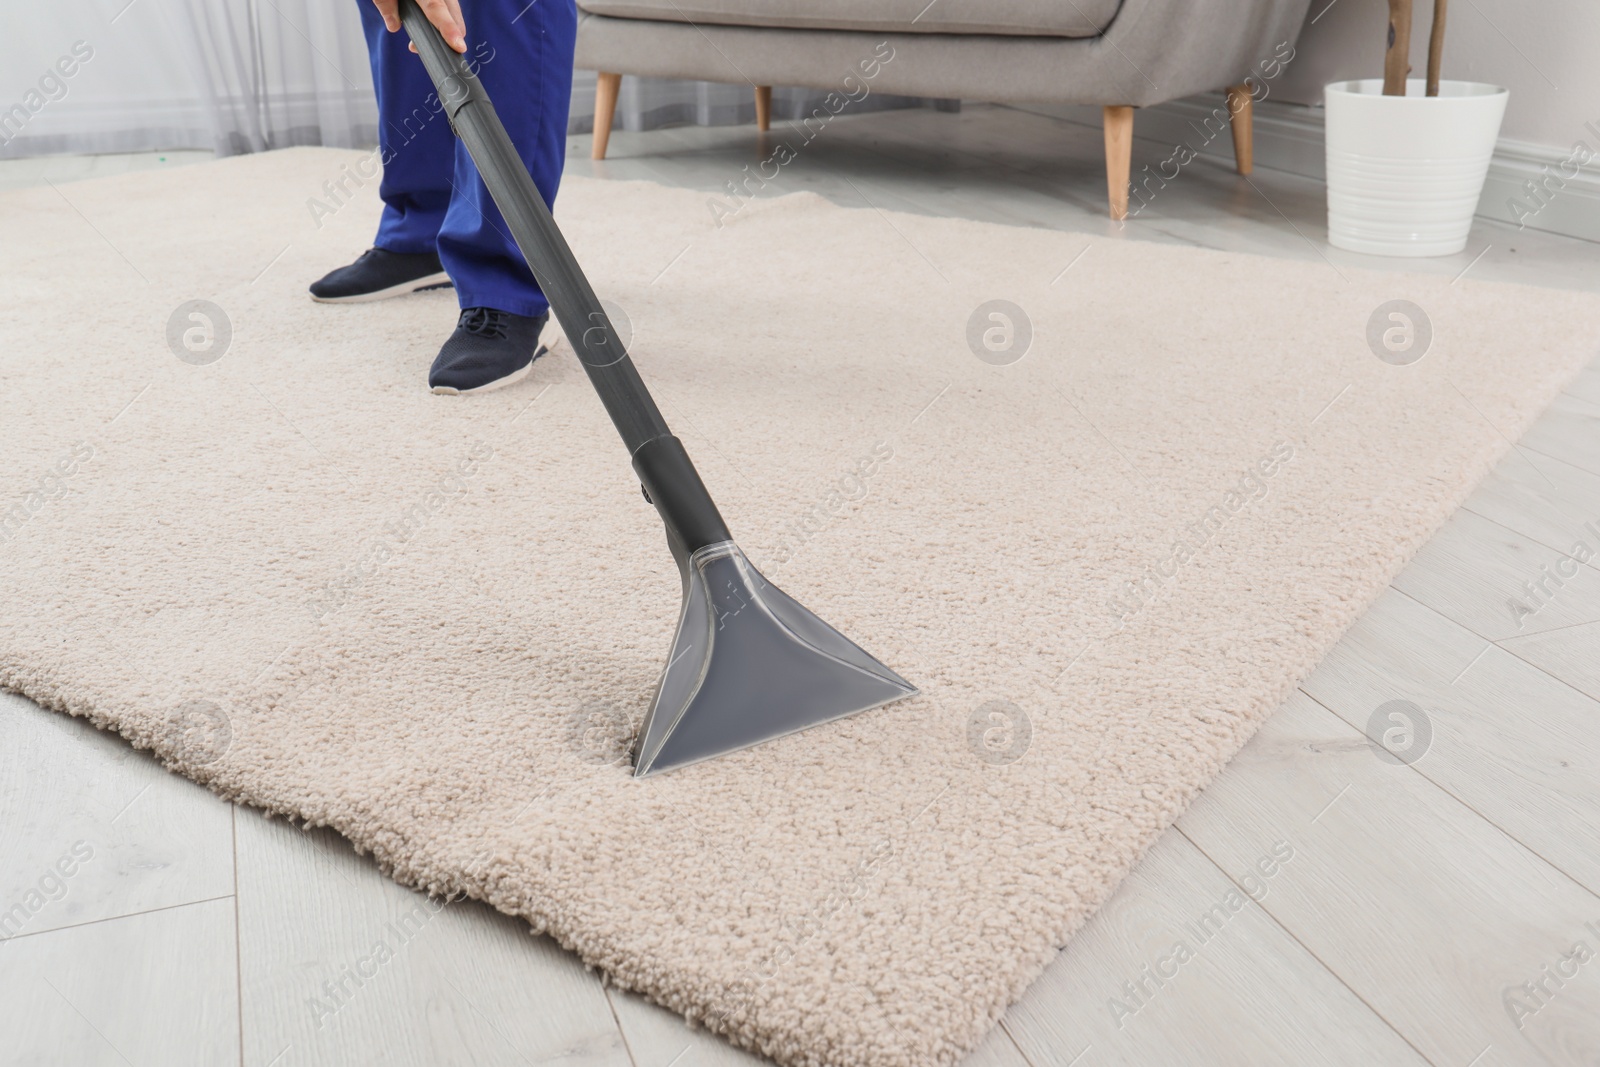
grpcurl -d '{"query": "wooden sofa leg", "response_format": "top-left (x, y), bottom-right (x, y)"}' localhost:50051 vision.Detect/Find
top-left (754, 85), bottom-right (772, 131)
top-left (1226, 83), bottom-right (1254, 175)
top-left (1103, 105), bottom-right (1133, 220)
top-left (593, 72), bottom-right (621, 160)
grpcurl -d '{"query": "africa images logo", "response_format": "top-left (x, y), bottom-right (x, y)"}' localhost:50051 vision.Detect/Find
top-left (0, 442), bottom-right (96, 545)
top-left (1107, 441), bottom-right (1296, 630)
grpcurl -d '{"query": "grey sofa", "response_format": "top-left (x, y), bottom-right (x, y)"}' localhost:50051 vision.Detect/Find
top-left (575, 0), bottom-right (1311, 218)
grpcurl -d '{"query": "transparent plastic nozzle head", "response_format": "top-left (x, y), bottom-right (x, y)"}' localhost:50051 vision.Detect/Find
top-left (630, 541), bottom-right (917, 777)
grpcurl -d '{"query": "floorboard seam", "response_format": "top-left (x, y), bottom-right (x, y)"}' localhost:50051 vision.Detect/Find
top-left (1386, 583), bottom-right (1600, 710)
top-left (602, 985), bottom-right (640, 1067)
top-left (1169, 822), bottom-right (1442, 1067)
top-left (996, 1017), bottom-right (1043, 1067)
top-left (232, 804), bottom-right (246, 1067)
top-left (0, 892), bottom-right (237, 946)
top-left (1297, 683), bottom-right (1600, 905)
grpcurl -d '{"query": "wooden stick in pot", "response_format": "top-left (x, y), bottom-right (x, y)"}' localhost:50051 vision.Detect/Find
top-left (1384, 0), bottom-right (1413, 96)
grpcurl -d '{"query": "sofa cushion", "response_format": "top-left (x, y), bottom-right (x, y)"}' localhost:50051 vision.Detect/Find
top-left (575, 0), bottom-right (1121, 39)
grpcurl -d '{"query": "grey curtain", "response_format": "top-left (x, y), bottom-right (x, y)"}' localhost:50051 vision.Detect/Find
top-left (175, 0), bottom-right (378, 155)
top-left (0, 0), bottom-right (209, 159)
top-left (0, 0), bottom-right (375, 159)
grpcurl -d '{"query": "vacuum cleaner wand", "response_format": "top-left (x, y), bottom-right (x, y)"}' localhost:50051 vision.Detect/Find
top-left (398, 0), bottom-right (917, 775)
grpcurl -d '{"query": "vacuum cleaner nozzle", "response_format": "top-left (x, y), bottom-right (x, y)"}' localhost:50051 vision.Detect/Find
top-left (631, 541), bottom-right (918, 777)
top-left (394, 0), bottom-right (916, 777)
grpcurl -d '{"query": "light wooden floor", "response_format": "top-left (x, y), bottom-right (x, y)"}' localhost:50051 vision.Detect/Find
top-left (4, 104), bottom-right (1600, 1067)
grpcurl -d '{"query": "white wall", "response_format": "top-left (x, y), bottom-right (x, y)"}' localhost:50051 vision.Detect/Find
top-left (1275, 0), bottom-right (1600, 151)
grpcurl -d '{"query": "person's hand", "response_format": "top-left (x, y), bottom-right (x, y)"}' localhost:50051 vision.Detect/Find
top-left (370, 0), bottom-right (467, 54)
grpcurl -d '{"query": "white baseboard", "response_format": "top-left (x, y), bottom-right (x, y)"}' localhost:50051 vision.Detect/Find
top-left (1010, 96), bottom-right (1600, 245)
top-left (1479, 136), bottom-right (1600, 245)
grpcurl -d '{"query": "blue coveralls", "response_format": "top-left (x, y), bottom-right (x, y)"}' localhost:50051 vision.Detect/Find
top-left (356, 0), bottom-right (577, 319)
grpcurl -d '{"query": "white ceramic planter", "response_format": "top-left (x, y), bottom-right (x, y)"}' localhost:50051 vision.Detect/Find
top-left (1325, 78), bottom-right (1508, 257)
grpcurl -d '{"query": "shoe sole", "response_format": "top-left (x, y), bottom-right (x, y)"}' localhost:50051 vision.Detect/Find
top-left (310, 272), bottom-right (453, 304)
top-left (430, 346), bottom-right (547, 397)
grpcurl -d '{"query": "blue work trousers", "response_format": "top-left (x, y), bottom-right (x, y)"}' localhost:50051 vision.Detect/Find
top-left (357, 0), bottom-right (577, 317)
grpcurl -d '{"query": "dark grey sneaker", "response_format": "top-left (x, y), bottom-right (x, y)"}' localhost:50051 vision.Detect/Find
top-left (429, 307), bottom-right (548, 395)
top-left (309, 248), bottom-right (452, 303)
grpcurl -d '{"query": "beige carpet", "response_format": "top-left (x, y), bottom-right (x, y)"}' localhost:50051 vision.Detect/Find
top-left (3, 146), bottom-right (1597, 1066)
